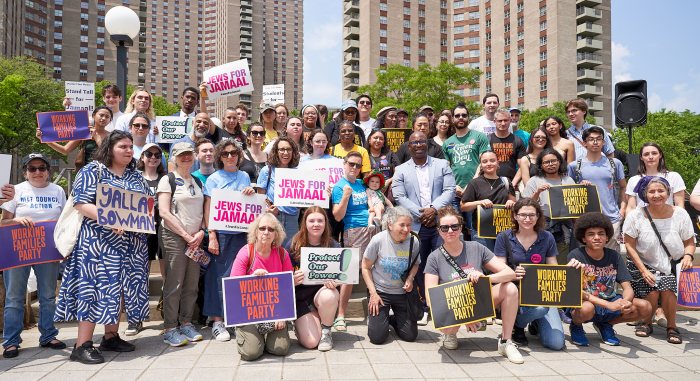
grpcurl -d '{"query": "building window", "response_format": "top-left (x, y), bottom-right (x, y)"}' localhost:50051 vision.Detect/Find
top-left (540, 6), bottom-right (547, 16)
top-left (517, 59), bottom-right (524, 69)
top-left (469, 62), bottom-right (480, 69)
top-left (403, 46), bottom-right (410, 54)
top-left (454, 14), bottom-right (464, 22)
top-left (540, 36), bottom-right (547, 46)
top-left (403, 7), bottom-right (411, 15)
top-left (469, 24), bottom-right (480, 32)
top-left (504, 37), bottom-right (510, 46)
top-left (518, 74), bottom-right (524, 83)
top-left (454, 38), bottom-right (464, 47)
top-left (468, 12), bottom-right (479, 19)
top-left (540, 97), bottom-right (548, 106)
top-left (517, 45), bottom-right (524, 55)
top-left (540, 51), bottom-right (547, 60)
top-left (540, 21), bottom-right (547, 31)
top-left (504, 79), bottom-right (511, 87)
top-left (454, 51), bottom-right (464, 59)
top-left (403, 20), bottom-right (411, 28)
top-left (540, 81), bottom-right (547, 91)
top-left (469, 36), bottom-right (479, 44)
top-left (380, 16), bottom-right (387, 24)
top-left (469, 49), bottom-right (480, 58)
top-left (379, 56), bottom-right (387, 65)
top-left (454, 1), bottom-right (464, 8)
top-left (517, 3), bottom-right (524, 12)
top-left (454, 25), bottom-right (464, 33)
top-left (517, 17), bottom-right (524, 27)
top-left (504, 24), bottom-right (510, 33)
top-left (485, 19), bottom-right (491, 28)
top-left (485, 58), bottom-right (491, 67)
top-left (504, 51), bottom-right (510, 60)
top-left (504, 10), bottom-right (510, 18)
top-left (485, 71), bottom-right (492, 80)
top-left (470, 88), bottom-right (480, 96)
top-left (379, 43), bottom-right (387, 51)
top-left (380, 29), bottom-right (387, 37)
top-left (403, 33), bottom-right (411, 41)
top-left (379, 3), bottom-right (387, 11)
top-left (485, 32), bottom-right (491, 41)
top-left (403, 59), bottom-right (411, 67)
top-left (517, 31), bottom-right (524, 41)
top-left (505, 93), bottom-right (511, 102)
top-left (518, 88), bottom-right (525, 97)
top-left (504, 64), bottom-right (511, 73)
top-left (540, 66), bottom-right (547, 76)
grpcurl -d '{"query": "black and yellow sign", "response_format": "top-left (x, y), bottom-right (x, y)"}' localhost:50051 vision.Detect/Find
top-left (519, 264), bottom-right (582, 307)
top-left (382, 128), bottom-right (412, 153)
top-left (427, 277), bottom-right (495, 330)
top-left (685, 200), bottom-right (700, 240)
top-left (548, 184), bottom-right (601, 219)
top-left (477, 205), bottom-right (514, 239)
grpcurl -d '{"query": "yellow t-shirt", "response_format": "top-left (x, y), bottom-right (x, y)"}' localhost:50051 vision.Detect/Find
top-left (331, 144), bottom-right (371, 173)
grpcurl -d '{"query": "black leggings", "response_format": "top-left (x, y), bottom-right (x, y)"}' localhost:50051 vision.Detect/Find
top-left (367, 291), bottom-right (418, 344)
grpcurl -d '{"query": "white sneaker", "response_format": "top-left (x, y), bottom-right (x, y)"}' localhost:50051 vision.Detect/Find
top-left (212, 321), bottom-right (230, 342)
top-left (442, 333), bottom-right (459, 350)
top-left (417, 312), bottom-right (429, 326)
top-left (498, 339), bottom-right (524, 364)
top-left (318, 330), bottom-right (333, 352)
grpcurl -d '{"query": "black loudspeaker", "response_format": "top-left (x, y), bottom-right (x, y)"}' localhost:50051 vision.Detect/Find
top-left (615, 80), bottom-right (647, 127)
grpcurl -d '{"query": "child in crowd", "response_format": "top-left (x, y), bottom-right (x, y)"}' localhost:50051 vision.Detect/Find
top-left (364, 171), bottom-right (393, 226)
top-left (566, 212), bottom-right (652, 346)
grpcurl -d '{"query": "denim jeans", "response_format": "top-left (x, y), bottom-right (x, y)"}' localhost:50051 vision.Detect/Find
top-left (277, 211), bottom-right (299, 248)
top-left (3, 262), bottom-right (60, 348)
top-left (470, 228), bottom-right (495, 252)
top-left (416, 226), bottom-right (442, 311)
top-left (515, 306), bottom-right (565, 350)
top-left (203, 232), bottom-right (247, 317)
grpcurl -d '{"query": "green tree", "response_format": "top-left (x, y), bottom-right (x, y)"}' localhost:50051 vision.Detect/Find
top-left (357, 63), bottom-right (481, 117)
top-left (518, 101), bottom-right (595, 133)
top-left (94, 80), bottom-right (180, 116)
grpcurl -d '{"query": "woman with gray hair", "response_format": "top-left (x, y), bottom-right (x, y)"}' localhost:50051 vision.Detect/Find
top-left (362, 206), bottom-right (421, 344)
top-left (623, 176), bottom-right (695, 344)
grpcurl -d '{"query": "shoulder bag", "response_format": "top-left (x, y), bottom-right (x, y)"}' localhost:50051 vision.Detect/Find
top-left (400, 232), bottom-right (424, 321)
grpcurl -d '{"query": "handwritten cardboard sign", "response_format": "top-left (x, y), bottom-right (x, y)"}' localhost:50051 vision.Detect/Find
top-left (0, 154), bottom-right (11, 191)
top-left (273, 168), bottom-right (329, 208)
top-left (519, 264), bottom-right (582, 307)
top-left (677, 265), bottom-right (700, 309)
top-left (0, 221), bottom-right (63, 271)
top-left (222, 271), bottom-right (297, 327)
top-left (64, 81), bottom-right (95, 113)
top-left (155, 116), bottom-right (193, 143)
top-left (382, 128), bottom-right (412, 153)
top-left (208, 188), bottom-right (267, 233)
top-left (300, 247), bottom-right (359, 285)
top-left (477, 205), bottom-right (514, 239)
top-left (262, 84), bottom-right (285, 104)
top-left (96, 184), bottom-right (155, 234)
top-left (203, 59), bottom-right (254, 101)
top-left (548, 184), bottom-right (601, 219)
top-left (298, 158), bottom-right (345, 187)
top-left (37, 110), bottom-right (91, 143)
top-left (428, 277), bottom-right (495, 330)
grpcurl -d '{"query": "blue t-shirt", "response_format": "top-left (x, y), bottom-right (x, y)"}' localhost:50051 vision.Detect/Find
top-left (203, 169), bottom-right (251, 196)
top-left (567, 247), bottom-right (631, 301)
top-left (567, 156), bottom-right (625, 222)
top-left (332, 177), bottom-right (369, 230)
top-left (494, 229), bottom-right (558, 266)
top-left (567, 123), bottom-right (615, 160)
top-left (257, 165), bottom-right (299, 216)
top-left (192, 170), bottom-right (213, 186)
top-left (513, 129), bottom-right (530, 150)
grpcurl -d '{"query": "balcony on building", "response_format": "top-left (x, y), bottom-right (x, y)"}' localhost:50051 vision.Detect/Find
top-left (576, 7), bottom-right (602, 23)
top-left (345, 26), bottom-right (359, 39)
top-left (344, 39), bottom-right (359, 52)
top-left (344, 13), bottom-right (359, 27)
top-left (577, 84), bottom-right (603, 97)
top-left (344, 0), bottom-right (359, 15)
top-left (240, 21), bottom-right (252, 31)
top-left (577, 69), bottom-right (603, 83)
top-left (577, 22), bottom-right (602, 37)
top-left (577, 37), bottom-right (603, 52)
top-left (344, 64), bottom-right (359, 77)
top-left (241, 0), bottom-right (252, 10)
top-left (240, 14), bottom-right (253, 23)
top-left (343, 77), bottom-right (359, 91)
top-left (582, 98), bottom-right (604, 112)
top-left (576, 0), bottom-right (603, 6)
top-left (577, 52), bottom-right (602, 68)
top-left (240, 27), bottom-right (252, 37)
top-left (344, 51), bottom-right (360, 64)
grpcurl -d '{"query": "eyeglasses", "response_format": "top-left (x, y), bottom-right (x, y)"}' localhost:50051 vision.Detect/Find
top-left (131, 123), bottom-right (149, 130)
top-left (222, 151), bottom-right (238, 158)
top-left (143, 151), bottom-right (162, 159)
top-left (586, 137), bottom-right (603, 143)
top-left (516, 213), bottom-right (538, 220)
top-left (27, 166), bottom-right (48, 173)
top-left (408, 140), bottom-right (427, 146)
top-left (438, 224), bottom-right (462, 233)
top-left (453, 113), bottom-right (469, 119)
top-left (258, 226), bottom-right (276, 232)
top-left (346, 162), bottom-right (362, 169)
top-left (278, 148), bottom-right (292, 153)
top-left (542, 159), bottom-right (559, 165)
top-left (250, 130), bottom-right (265, 137)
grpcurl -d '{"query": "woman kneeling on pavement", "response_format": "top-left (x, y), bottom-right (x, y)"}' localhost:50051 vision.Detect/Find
top-left (362, 206), bottom-right (420, 344)
top-left (493, 198), bottom-right (565, 350)
top-left (424, 206), bottom-right (524, 364)
top-left (230, 213), bottom-right (294, 361)
top-left (287, 207), bottom-right (341, 351)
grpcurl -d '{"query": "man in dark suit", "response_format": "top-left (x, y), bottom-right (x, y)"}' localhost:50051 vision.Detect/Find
top-left (392, 131), bottom-right (455, 325)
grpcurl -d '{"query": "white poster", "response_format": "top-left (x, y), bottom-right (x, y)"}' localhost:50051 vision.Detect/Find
top-left (203, 59), bottom-right (254, 101)
top-left (155, 117), bottom-right (192, 143)
top-left (298, 158), bottom-right (345, 187)
top-left (300, 247), bottom-right (360, 285)
top-left (262, 84), bottom-right (285, 105)
top-left (64, 81), bottom-right (95, 113)
top-left (0, 154), bottom-right (11, 192)
top-left (273, 168), bottom-right (329, 208)
top-left (208, 189), bottom-right (267, 233)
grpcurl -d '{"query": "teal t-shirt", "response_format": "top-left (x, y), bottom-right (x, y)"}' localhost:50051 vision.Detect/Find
top-left (332, 177), bottom-right (369, 230)
top-left (442, 130), bottom-right (490, 188)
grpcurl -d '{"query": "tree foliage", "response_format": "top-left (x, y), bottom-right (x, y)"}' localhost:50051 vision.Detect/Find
top-left (357, 63), bottom-right (482, 117)
top-left (518, 101), bottom-right (594, 133)
top-left (94, 80), bottom-right (180, 116)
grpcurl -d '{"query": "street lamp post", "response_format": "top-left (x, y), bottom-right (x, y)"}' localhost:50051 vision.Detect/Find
top-left (104, 6), bottom-right (141, 112)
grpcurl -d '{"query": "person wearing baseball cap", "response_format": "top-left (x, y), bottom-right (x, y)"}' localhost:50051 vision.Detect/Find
top-left (373, 106), bottom-right (398, 130)
top-left (324, 100), bottom-right (366, 147)
top-left (509, 107), bottom-right (530, 149)
top-left (418, 105), bottom-right (435, 125)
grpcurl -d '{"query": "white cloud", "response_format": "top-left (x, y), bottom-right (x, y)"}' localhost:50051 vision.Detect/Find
top-left (305, 22), bottom-right (343, 52)
top-left (661, 74), bottom-right (700, 112)
top-left (648, 92), bottom-right (663, 111)
top-left (611, 41), bottom-right (633, 84)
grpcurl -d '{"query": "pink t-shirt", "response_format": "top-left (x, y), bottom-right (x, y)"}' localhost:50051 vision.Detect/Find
top-left (230, 244), bottom-right (293, 276)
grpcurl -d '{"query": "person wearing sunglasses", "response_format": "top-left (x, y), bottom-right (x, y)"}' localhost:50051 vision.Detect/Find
top-left (230, 213), bottom-right (294, 361)
top-left (114, 88), bottom-right (156, 141)
top-left (517, 126), bottom-right (553, 187)
top-left (424, 207), bottom-right (523, 364)
top-left (330, 121), bottom-right (371, 176)
top-left (356, 94), bottom-right (375, 140)
top-left (324, 101), bottom-right (365, 147)
top-left (493, 198), bottom-right (565, 350)
top-left (202, 140), bottom-right (256, 342)
top-left (242, 123), bottom-right (268, 184)
top-left (2, 153), bottom-right (67, 359)
top-left (168, 112), bottom-right (213, 173)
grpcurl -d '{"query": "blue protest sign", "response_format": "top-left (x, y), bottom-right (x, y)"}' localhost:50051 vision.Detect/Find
top-left (222, 271), bottom-right (297, 327)
top-left (0, 221), bottom-right (63, 271)
top-left (37, 110), bottom-right (91, 143)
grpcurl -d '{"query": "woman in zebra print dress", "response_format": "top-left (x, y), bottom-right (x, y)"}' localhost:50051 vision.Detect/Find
top-left (54, 130), bottom-right (152, 364)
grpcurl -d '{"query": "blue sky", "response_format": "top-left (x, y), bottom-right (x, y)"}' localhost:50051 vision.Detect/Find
top-left (304, 0), bottom-right (700, 113)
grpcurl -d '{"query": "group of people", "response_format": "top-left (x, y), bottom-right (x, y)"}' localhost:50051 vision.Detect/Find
top-left (1, 85), bottom-right (698, 366)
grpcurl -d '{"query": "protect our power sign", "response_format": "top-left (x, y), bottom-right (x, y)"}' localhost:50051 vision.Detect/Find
top-left (155, 117), bottom-right (193, 143)
top-left (300, 247), bottom-right (360, 285)
top-left (273, 168), bottom-right (329, 208)
top-left (96, 184), bottom-right (156, 234)
top-left (208, 189), bottom-right (267, 233)
top-left (203, 59), bottom-right (254, 101)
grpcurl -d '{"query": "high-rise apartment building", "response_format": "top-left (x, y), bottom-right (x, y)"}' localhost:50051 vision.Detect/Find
top-left (1, 0), bottom-right (303, 117)
top-left (343, 0), bottom-right (611, 126)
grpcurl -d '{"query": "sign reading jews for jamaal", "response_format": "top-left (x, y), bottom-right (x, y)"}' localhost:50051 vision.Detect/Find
top-left (222, 272), bottom-right (297, 327)
top-left (428, 277), bottom-right (495, 330)
top-left (96, 184), bottom-right (156, 234)
top-left (477, 205), bottom-right (514, 239)
top-left (677, 265), bottom-right (700, 309)
top-left (382, 128), bottom-right (412, 153)
top-left (37, 110), bottom-right (91, 143)
top-left (298, 158), bottom-right (345, 187)
top-left (0, 221), bottom-right (63, 271)
top-left (64, 81), bottom-right (95, 113)
top-left (300, 247), bottom-right (360, 285)
top-left (273, 168), bottom-right (329, 208)
top-left (207, 189), bottom-right (267, 233)
top-left (548, 184), bottom-right (601, 219)
top-left (203, 59), bottom-right (254, 101)
top-left (519, 264), bottom-right (582, 307)
top-left (155, 117), bottom-right (193, 143)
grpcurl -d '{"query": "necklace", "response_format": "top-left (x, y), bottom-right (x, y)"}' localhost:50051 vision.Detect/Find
top-left (484, 177), bottom-right (500, 190)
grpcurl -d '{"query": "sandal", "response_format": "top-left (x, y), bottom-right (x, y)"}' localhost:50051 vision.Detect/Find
top-left (333, 317), bottom-right (347, 332)
top-left (666, 327), bottom-right (682, 344)
top-left (634, 323), bottom-right (653, 337)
